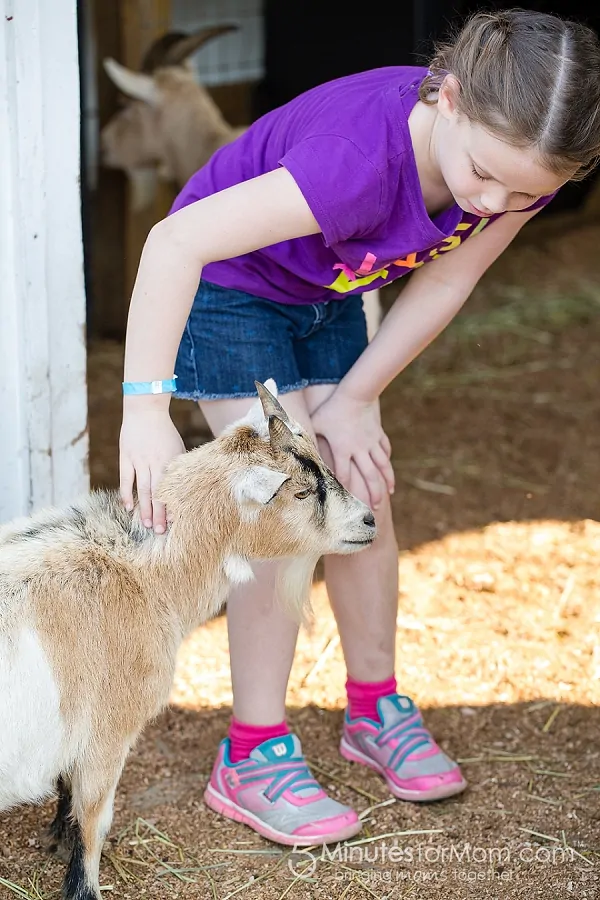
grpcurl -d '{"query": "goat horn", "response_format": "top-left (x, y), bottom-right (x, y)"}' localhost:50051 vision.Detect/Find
top-left (103, 58), bottom-right (157, 104)
top-left (142, 25), bottom-right (238, 72)
top-left (255, 381), bottom-right (291, 424)
top-left (268, 414), bottom-right (294, 452)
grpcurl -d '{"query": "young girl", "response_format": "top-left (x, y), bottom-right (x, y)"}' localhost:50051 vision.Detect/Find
top-left (119, 9), bottom-right (600, 845)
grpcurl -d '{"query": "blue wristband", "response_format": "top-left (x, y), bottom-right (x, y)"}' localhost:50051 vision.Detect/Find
top-left (122, 376), bottom-right (178, 396)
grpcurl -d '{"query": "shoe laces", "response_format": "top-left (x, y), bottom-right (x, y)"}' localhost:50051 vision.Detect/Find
top-left (375, 701), bottom-right (435, 770)
top-left (235, 758), bottom-right (320, 803)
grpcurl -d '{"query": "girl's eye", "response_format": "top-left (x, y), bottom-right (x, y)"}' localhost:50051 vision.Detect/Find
top-left (294, 488), bottom-right (312, 500)
top-left (471, 162), bottom-right (538, 202)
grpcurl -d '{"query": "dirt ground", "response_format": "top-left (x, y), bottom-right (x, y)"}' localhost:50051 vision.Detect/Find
top-left (2, 211), bottom-right (600, 899)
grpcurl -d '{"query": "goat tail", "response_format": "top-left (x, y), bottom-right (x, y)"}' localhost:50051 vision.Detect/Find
top-left (362, 288), bottom-right (382, 342)
top-left (275, 555), bottom-right (319, 626)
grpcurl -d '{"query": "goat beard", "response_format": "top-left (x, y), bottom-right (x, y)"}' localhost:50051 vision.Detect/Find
top-left (275, 554), bottom-right (320, 626)
top-left (127, 167), bottom-right (159, 211)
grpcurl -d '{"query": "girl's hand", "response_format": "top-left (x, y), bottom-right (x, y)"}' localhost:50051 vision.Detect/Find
top-left (310, 389), bottom-right (394, 510)
top-left (119, 408), bottom-right (186, 533)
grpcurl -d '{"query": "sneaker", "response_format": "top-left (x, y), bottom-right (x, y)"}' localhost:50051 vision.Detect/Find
top-left (204, 733), bottom-right (362, 846)
top-left (340, 694), bottom-right (467, 802)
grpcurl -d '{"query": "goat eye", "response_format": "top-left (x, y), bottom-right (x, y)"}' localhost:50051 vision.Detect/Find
top-left (294, 488), bottom-right (312, 500)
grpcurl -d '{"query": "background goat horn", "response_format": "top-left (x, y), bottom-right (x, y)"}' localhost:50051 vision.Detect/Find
top-left (141, 25), bottom-right (239, 73)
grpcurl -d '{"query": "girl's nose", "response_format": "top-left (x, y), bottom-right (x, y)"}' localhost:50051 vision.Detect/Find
top-left (479, 188), bottom-right (509, 215)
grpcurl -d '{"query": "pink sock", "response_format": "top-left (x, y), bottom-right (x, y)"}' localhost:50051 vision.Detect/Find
top-left (346, 675), bottom-right (397, 723)
top-left (228, 716), bottom-right (290, 763)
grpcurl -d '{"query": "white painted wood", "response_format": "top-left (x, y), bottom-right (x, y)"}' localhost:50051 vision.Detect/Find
top-left (0, 0), bottom-right (88, 523)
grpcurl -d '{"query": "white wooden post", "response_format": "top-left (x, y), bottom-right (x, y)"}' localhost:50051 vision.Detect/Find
top-left (0, 0), bottom-right (88, 522)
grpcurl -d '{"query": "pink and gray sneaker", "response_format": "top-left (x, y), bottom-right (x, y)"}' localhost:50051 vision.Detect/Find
top-left (340, 694), bottom-right (467, 802)
top-left (204, 733), bottom-right (362, 846)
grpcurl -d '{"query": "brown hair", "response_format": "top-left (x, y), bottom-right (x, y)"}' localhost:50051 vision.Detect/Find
top-left (419, 8), bottom-right (600, 179)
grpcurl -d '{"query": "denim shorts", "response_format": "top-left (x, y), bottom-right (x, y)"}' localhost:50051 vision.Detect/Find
top-left (174, 280), bottom-right (368, 400)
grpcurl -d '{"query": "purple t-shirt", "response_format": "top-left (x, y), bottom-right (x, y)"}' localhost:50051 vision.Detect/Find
top-left (170, 66), bottom-right (554, 305)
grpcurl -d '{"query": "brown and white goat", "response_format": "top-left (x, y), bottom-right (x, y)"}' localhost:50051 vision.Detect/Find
top-left (0, 381), bottom-right (376, 900)
top-left (100, 28), bottom-right (382, 338)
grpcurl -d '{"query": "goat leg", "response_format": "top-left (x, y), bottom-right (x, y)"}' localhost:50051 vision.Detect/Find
top-left (45, 776), bottom-right (75, 863)
top-left (62, 747), bottom-right (128, 900)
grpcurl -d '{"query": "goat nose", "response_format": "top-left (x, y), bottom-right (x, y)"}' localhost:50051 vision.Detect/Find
top-left (363, 511), bottom-right (376, 528)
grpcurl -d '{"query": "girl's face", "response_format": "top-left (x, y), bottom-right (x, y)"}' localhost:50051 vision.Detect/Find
top-left (434, 77), bottom-right (568, 216)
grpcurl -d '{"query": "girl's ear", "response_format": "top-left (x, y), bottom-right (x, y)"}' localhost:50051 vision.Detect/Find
top-left (437, 74), bottom-right (462, 121)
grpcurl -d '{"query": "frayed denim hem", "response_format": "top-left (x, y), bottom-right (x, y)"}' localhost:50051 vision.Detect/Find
top-left (173, 377), bottom-right (341, 403)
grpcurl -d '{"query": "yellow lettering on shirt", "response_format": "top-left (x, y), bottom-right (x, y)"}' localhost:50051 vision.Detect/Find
top-left (323, 219), bottom-right (491, 293)
top-left (325, 268), bottom-right (390, 293)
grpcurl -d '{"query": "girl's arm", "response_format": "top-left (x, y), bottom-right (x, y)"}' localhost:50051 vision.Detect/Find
top-left (123, 167), bottom-right (320, 392)
top-left (342, 207), bottom-right (540, 402)
top-left (121, 167), bottom-right (321, 531)
top-left (311, 207), bottom-right (541, 507)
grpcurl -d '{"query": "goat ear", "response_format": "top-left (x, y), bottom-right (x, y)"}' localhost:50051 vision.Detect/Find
top-left (233, 465), bottom-right (290, 506)
top-left (103, 58), bottom-right (157, 104)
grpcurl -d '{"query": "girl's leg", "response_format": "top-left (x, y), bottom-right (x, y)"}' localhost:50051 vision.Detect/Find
top-left (199, 391), bottom-right (363, 845)
top-left (199, 392), bottom-right (311, 727)
top-left (305, 383), bottom-right (467, 802)
top-left (304, 384), bottom-right (399, 684)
